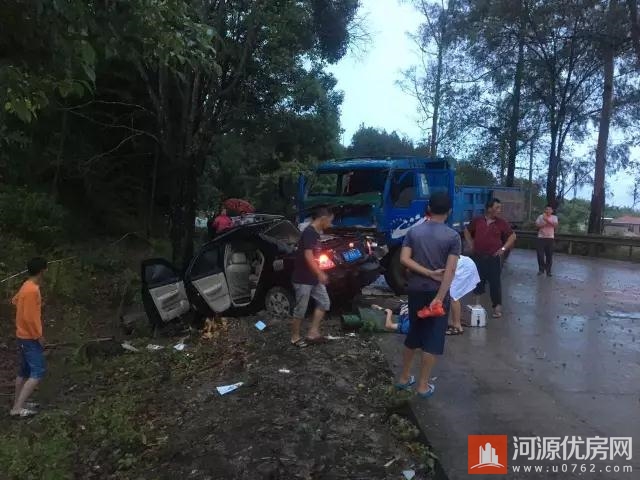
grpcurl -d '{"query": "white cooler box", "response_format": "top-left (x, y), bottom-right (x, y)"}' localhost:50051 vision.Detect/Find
top-left (466, 305), bottom-right (487, 327)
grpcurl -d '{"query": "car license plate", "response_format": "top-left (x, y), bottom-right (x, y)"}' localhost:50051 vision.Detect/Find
top-left (343, 248), bottom-right (363, 262)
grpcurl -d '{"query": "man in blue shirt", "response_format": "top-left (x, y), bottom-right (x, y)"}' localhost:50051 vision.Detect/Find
top-left (396, 192), bottom-right (461, 398)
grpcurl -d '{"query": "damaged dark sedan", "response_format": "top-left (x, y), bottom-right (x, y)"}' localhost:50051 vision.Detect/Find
top-left (141, 215), bottom-right (381, 327)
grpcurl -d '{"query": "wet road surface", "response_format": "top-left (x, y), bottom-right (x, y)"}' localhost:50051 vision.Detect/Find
top-left (377, 250), bottom-right (640, 479)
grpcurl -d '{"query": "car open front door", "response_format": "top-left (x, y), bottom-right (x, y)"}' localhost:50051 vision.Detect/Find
top-left (185, 245), bottom-right (232, 314)
top-left (141, 259), bottom-right (190, 325)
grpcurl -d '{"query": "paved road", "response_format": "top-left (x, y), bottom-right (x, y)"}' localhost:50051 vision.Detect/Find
top-left (377, 250), bottom-right (640, 480)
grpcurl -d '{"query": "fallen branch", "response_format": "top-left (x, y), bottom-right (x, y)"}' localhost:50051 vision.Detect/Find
top-left (46, 337), bottom-right (114, 349)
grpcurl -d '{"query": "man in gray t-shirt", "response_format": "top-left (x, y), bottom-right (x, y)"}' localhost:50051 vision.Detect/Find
top-left (404, 221), bottom-right (462, 293)
top-left (395, 192), bottom-right (461, 399)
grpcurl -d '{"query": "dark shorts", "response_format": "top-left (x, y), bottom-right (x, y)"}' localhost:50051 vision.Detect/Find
top-left (404, 291), bottom-right (450, 355)
top-left (18, 339), bottom-right (46, 380)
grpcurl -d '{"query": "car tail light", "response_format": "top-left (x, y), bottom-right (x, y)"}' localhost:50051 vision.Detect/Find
top-left (317, 252), bottom-right (336, 270)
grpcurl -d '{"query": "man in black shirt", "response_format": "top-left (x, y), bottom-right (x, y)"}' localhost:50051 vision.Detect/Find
top-left (291, 207), bottom-right (334, 347)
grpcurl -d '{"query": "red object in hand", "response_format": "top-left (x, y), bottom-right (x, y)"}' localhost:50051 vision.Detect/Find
top-left (417, 300), bottom-right (446, 319)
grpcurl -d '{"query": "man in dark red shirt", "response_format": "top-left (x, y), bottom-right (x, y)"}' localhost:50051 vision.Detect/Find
top-left (464, 198), bottom-right (516, 318)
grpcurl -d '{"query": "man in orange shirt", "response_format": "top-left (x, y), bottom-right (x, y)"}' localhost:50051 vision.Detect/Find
top-left (10, 257), bottom-right (47, 417)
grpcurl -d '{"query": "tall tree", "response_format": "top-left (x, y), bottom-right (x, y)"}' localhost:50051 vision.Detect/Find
top-left (525, 0), bottom-right (602, 207)
top-left (505, 1), bottom-right (527, 186)
top-left (401, 0), bottom-right (481, 157)
top-left (347, 126), bottom-right (416, 157)
top-left (588, 0), bottom-right (617, 234)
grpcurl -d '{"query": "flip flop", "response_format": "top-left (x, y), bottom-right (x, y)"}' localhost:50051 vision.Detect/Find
top-left (9, 408), bottom-right (37, 418)
top-left (446, 326), bottom-right (464, 336)
top-left (416, 383), bottom-right (436, 399)
top-left (395, 375), bottom-right (416, 391)
top-left (290, 339), bottom-right (308, 348)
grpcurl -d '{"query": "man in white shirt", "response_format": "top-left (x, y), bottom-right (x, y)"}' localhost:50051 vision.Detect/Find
top-left (535, 205), bottom-right (559, 277)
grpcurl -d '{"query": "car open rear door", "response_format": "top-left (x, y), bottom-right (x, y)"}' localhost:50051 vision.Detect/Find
top-left (141, 259), bottom-right (190, 324)
top-left (185, 245), bottom-right (232, 313)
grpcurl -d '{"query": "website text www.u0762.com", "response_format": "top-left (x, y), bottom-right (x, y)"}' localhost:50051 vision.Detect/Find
top-left (511, 464), bottom-right (633, 474)
top-left (467, 435), bottom-right (634, 475)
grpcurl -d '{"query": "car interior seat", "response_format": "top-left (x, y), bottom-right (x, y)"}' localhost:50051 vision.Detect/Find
top-left (227, 252), bottom-right (252, 300)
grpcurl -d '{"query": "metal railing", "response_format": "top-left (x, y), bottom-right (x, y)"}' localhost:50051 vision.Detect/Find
top-left (514, 230), bottom-right (640, 258)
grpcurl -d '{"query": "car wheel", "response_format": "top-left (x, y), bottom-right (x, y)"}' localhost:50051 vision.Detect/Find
top-left (265, 286), bottom-right (294, 317)
top-left (384, 249), bottom-right (407, 295)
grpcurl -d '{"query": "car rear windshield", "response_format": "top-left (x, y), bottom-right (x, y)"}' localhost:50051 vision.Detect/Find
top-left (262, 220), bottom-right (300, 244)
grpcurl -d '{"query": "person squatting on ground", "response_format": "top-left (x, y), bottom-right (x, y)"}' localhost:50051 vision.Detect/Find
top-left (290, 207), bottom-right (334, 348)
top-left (395, 193), bottom-right (460, 398)
top-left (11, 257), bottom-right (48, 418)
top-left (374, 253), bottom-right (479, 336)
top-left (464, 198), bottom-right (516, 318)
top-left (535, 205), bottom-right (558, 277)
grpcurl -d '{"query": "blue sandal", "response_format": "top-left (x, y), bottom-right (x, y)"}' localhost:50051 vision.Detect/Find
top-left (416, 383), bottom-right (436, 398)
top-left (395, 375), bottom-right (416, 391)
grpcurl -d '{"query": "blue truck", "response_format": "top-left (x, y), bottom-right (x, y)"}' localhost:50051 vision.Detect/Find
top-left (293, 156), bottom-right (525, 293)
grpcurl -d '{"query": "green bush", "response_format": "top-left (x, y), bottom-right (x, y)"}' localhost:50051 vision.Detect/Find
top-left (0, 186), bottom-right (71, 247)
top-left (0, 413), bottom-right (74, 480)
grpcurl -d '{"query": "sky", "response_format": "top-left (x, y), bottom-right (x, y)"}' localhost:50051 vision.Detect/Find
top-left (326, 0), bottom-right (637, 208)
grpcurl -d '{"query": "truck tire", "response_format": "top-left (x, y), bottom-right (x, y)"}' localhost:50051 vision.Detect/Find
top-left (384, 249), bottom-right (407, 295)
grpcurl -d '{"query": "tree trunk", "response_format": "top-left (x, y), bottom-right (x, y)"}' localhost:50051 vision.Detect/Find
top-left (627, 0), bottom-right (640, 67)
top-left (506, 3), bottom-right (526, 187)
top-left (52, 110), bottom-right (68, 201)
top-left (588, 19), bottom-right (615, 234)
top-left (528, 139), bottom-right (534, 220)
top-left (431, 37), bottom-right (444, 157)
top-left (546, 125), bottom-right (559, 208)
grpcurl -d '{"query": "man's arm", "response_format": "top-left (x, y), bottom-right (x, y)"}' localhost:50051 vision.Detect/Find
top-left (535, 215), bottom-right (545, 228)
top-left (504, 232), bottom-right (517, 250)
top-left (434, 254), bottom-right (459, 304)
top-left (304, 249), bottom-right (327, 283)
top-left (463, 228), bottom-right (474, 252)
top-left (400, 246), bottom-right (441, 279)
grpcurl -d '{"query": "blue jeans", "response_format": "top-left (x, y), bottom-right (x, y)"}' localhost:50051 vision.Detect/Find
top-left (18, 339), bottom-right (46, 379)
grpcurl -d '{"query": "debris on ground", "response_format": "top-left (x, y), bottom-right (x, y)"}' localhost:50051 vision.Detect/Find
top-left (216, 382), bottom-right (244, 395)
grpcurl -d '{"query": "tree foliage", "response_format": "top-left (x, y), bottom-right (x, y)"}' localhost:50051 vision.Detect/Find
top-left (1, 0), bottom-right (360, 264)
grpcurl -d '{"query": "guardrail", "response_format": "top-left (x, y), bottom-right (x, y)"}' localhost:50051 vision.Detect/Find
top-left (514, 230), bottom-right (640, 259)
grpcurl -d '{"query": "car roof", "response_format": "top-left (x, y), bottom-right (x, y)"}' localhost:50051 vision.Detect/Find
top-left (204, 217), bottom-right (289, 246)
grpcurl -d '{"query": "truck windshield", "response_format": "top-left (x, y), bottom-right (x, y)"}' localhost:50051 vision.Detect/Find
top-left (308, 169), bottom-right (387, 196)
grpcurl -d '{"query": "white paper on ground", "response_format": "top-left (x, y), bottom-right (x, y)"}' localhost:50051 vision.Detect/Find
top-left (325, 335), bottom-right (342, 340)
top-left (121, 342), bottom-right (139, 353)
top-left (174, 343), bottom-right (187, 351)
top-left (402, 470), bottom-right (416, 480)
top-left (216, 382), bottom-right (244, 395)
top-left (255, 321), bottom-right (266, 331)
top-left (146, 344), bottom-right (164, 351)
top-left (278, 369), bottom-right (291, 374)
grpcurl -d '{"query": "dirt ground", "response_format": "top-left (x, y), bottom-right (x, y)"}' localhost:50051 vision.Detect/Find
top-left (0, 296), bottom-right (438, 480)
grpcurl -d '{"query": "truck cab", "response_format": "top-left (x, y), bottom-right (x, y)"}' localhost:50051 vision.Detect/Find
top-left (294, 156), bottom-right (524, 293)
